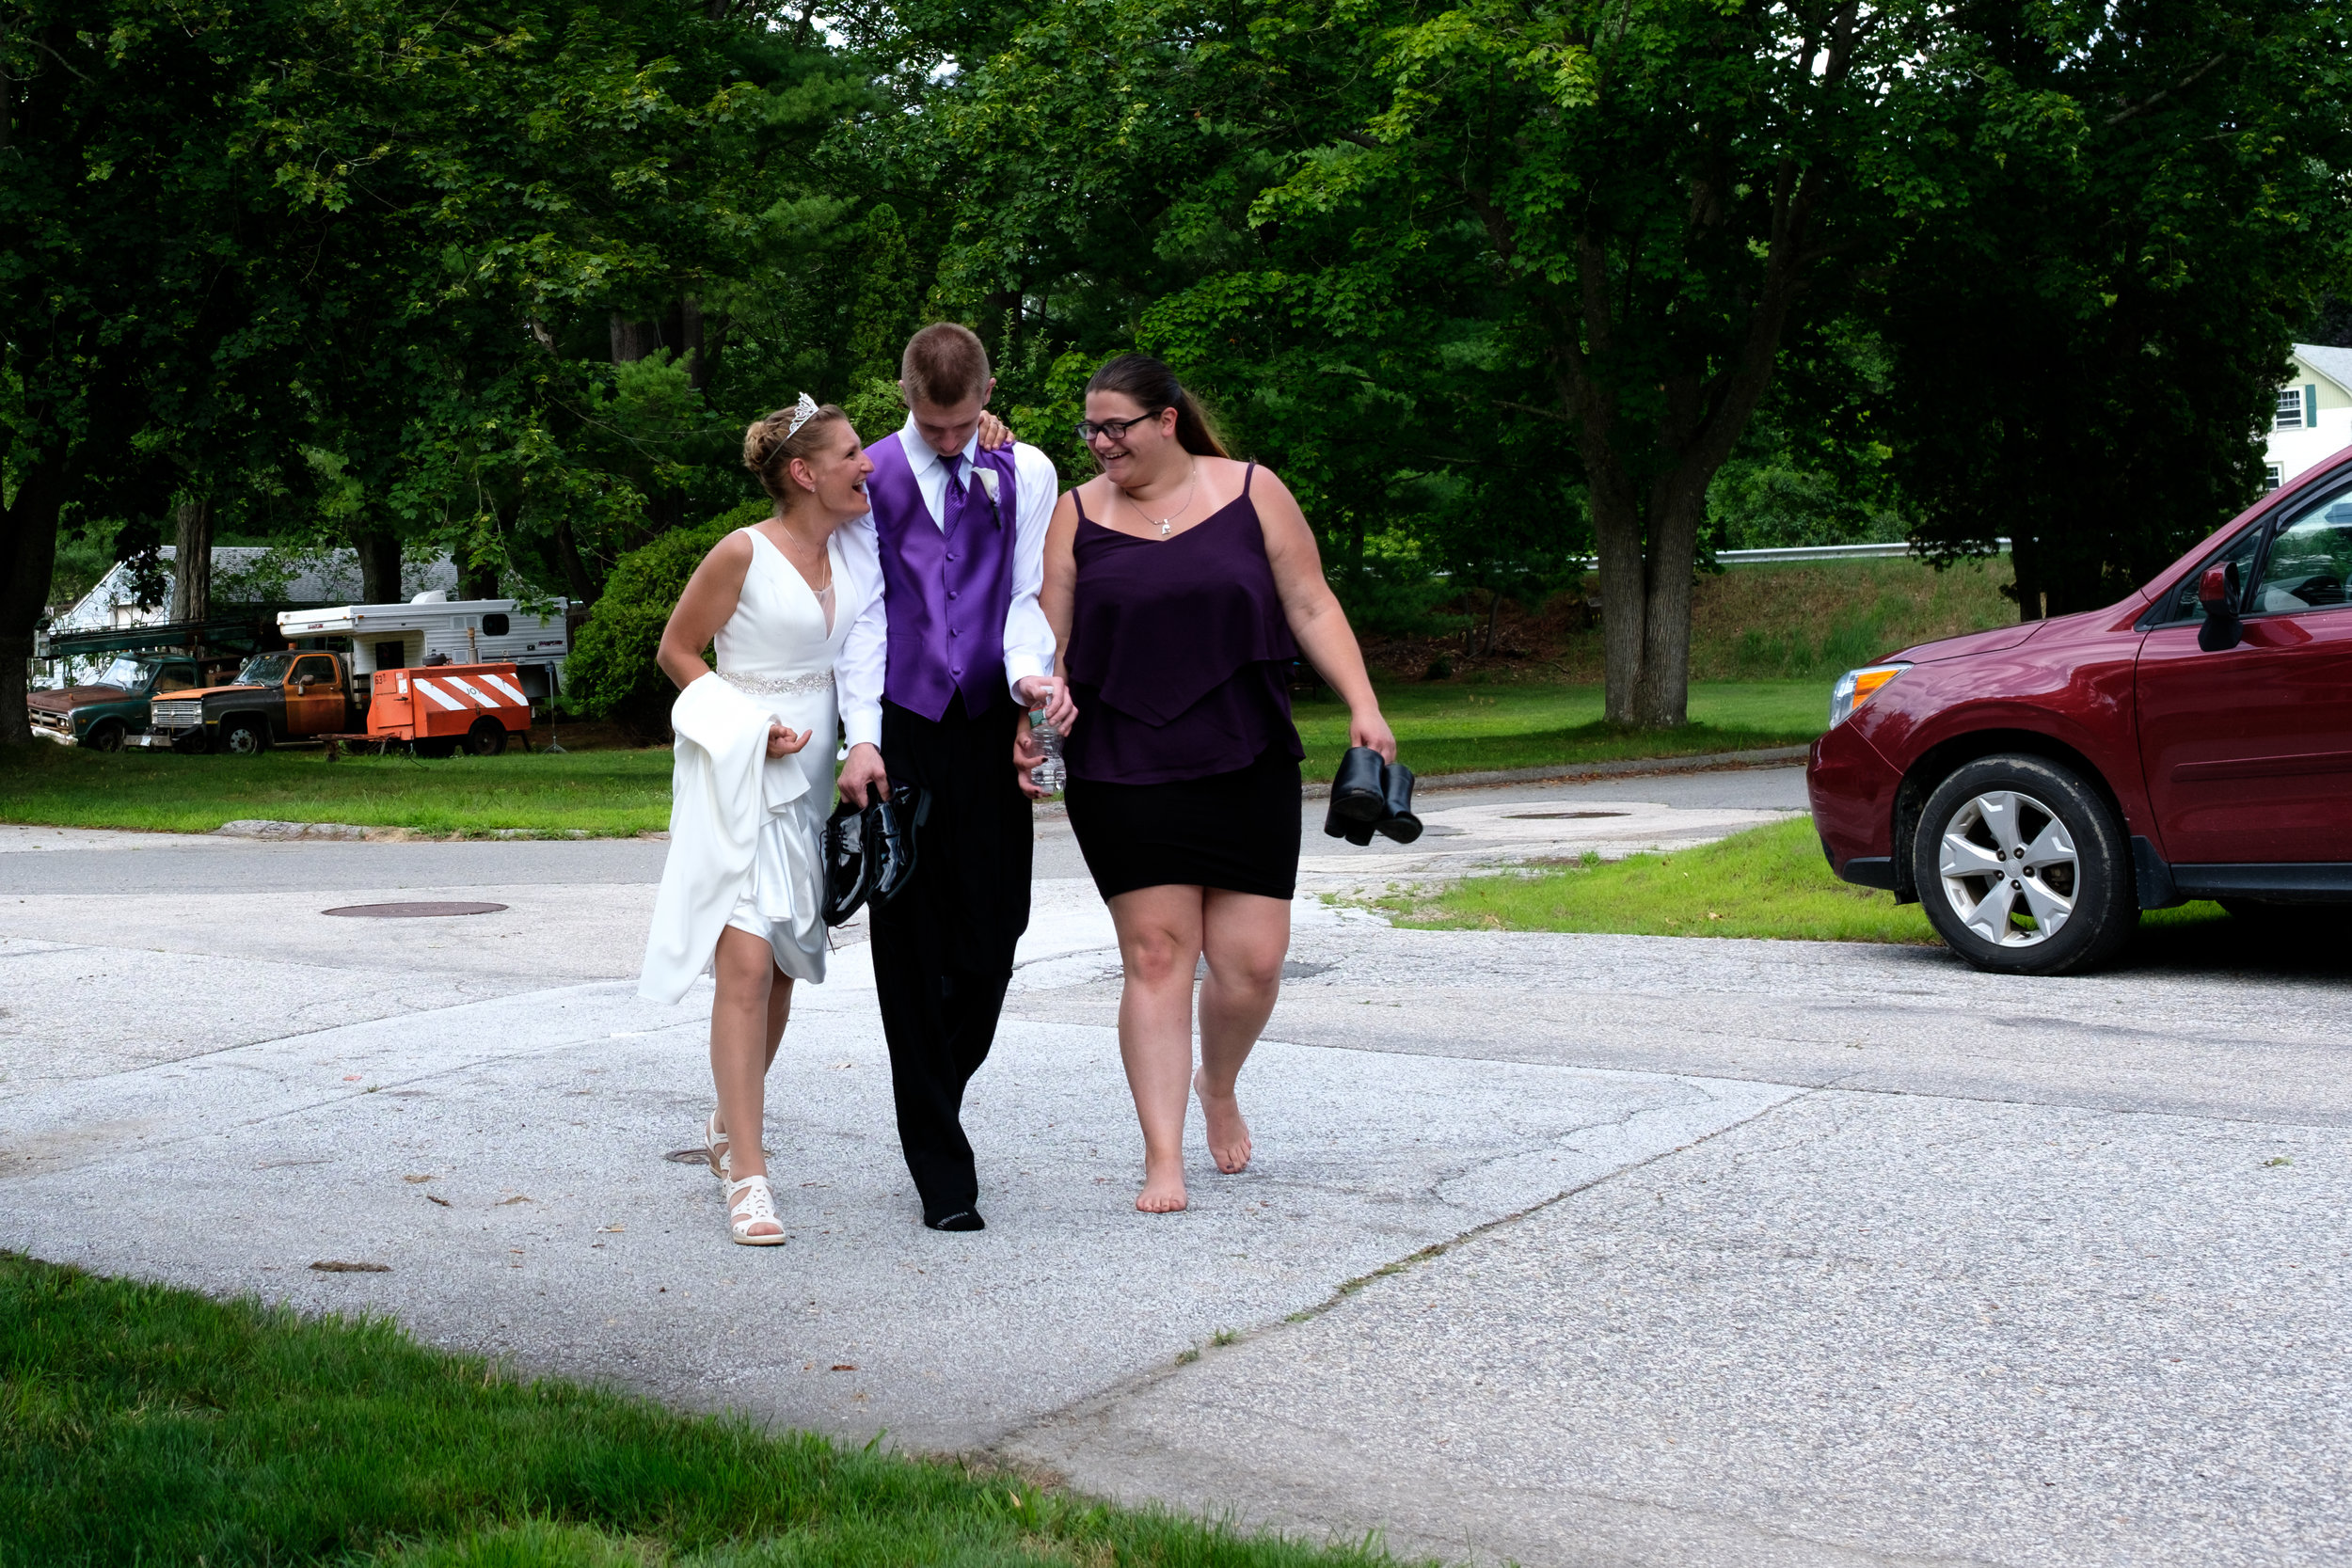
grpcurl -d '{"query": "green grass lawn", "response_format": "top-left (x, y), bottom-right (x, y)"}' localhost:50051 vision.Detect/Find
top-left (0, 740), bottom-right (676, 836)
top-left (0, 1252), bottom-right (1402, 1568)
top-left (1379, 816), bottom-right (2231, 944)
top-left (3, 680), bottom-right (1827, 835)
top-left (1292, 679), bottom-right (1825, 779)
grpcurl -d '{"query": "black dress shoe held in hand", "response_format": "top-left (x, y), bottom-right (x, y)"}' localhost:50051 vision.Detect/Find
top-left (864, 782), bottom-right (931, 910)
top-left (1373, 760), bottom-right (1422, 844)
top-left (1323, 790), bottom-right (1377, 846)
top-left (820, 800), bottom-right (870, 927)
top-left (1328, 745), bottom-right (1388, 823)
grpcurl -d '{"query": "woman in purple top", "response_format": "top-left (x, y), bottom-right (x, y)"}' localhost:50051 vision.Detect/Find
top-left (1032, 354), bottom-right (1395, 1213)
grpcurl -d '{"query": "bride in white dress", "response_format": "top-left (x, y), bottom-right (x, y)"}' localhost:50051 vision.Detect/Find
top-left (640, 396), bottom-right (878, 1244)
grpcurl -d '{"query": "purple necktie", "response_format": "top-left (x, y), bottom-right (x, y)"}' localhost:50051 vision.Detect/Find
top-left (942, 451), bottom-right (966, 500)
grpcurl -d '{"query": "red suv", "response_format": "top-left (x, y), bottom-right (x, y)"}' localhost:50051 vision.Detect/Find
top-left (1810, 451), bottom-right (2352, 974)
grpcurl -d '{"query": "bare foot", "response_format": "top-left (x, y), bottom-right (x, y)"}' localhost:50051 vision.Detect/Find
top-left (1136, 1151), bottom-right (1189, 1212)
top-left (1195, 1069), bottom-right (1253, 1174)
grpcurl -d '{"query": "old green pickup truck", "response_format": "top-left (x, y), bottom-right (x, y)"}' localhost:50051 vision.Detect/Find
top-left (27, 653), bottom-right (226, 751)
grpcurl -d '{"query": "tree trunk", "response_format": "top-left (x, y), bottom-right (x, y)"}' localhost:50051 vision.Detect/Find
top-left (1588, 482), bottom-right (1649, 724)
top-left (355, 531), bottom-right (403, 605)
top-left (610, 314), bottom-right (662, 364)
top-left (679, 296), bottom-right (719, 392)
top-left (0, 445), bottom-right (77, 745)
top-left (1581, 438), bottom-right (1732, 728)
top-left (463, 498), bottom-right (516, 600)
top-left (170, 497), bottom-right (213, 624)
top-left (2010, 532), bottom-right (2047, 622)
top-left (611, 304), bottom-right (703, 540)
top-left (550, 518), bottom-right (597, 606)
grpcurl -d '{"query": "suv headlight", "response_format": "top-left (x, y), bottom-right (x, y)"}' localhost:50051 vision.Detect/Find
top-left (1830, 663), bottom-right (1909, 728)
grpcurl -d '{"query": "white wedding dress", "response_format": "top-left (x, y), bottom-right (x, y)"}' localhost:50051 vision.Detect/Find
top-left (639, 527), bottom-right (864, 1002)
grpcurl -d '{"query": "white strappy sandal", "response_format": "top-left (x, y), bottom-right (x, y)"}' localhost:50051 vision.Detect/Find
top-left (725, 1173), bottom-right (787, 1245)
top-left (706, 1110), bottom-right (731, 1181)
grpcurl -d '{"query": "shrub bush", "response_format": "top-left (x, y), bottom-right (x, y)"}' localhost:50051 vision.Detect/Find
top-left (564, 501), bottom-right (769, 736)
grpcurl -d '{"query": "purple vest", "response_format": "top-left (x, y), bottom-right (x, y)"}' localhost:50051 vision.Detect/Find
top-left (865, 432), bottom-right (1020, 721)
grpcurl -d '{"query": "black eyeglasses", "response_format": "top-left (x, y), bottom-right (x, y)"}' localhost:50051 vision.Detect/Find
top-left (1074, 411), bottom-right (1164, 443)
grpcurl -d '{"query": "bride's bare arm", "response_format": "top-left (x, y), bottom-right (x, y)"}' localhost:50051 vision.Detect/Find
top-left (658, 531), bottom-right (756, 691)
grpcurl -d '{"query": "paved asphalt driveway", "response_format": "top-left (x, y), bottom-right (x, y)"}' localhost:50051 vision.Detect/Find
top-left (2, 765), bottom-right (2345, 1567)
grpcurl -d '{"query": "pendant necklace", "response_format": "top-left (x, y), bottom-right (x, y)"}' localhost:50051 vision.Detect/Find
top-left (1126, 459), bottom-right (1199, 538)
top-left (768, 517), bottom-right (832, 594)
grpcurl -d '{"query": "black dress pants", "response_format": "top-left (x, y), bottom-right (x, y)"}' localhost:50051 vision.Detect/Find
top-left (872, 692), bottom-right (1033, 1221)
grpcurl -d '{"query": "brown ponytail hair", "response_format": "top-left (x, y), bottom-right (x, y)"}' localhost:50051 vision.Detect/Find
top-left (742, 401), bottom-right (849, 510)
top-left (1084, 353), bottom-right (1231, 459)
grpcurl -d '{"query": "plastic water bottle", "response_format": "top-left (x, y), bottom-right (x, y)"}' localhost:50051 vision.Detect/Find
top-left (1027, 711), bottom-right (1066, 795)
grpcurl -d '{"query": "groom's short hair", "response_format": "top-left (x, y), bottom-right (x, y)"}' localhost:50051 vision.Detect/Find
top-left (901, 323), bottom-right (992, 408)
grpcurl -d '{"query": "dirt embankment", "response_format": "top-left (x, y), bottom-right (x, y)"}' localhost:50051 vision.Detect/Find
top-left (1357, 556), bottom-right (2017, 687)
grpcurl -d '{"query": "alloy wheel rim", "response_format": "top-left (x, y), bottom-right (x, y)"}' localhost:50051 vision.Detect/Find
top-left (1935, 788), bottom-right (2078, 948)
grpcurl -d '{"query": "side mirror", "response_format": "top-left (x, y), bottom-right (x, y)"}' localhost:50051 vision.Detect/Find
top-left (2198, 562), bottom-right (2242, 652)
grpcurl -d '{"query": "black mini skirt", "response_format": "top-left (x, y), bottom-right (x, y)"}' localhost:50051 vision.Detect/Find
top-left (1064, 746), bottom-right (1303, 902)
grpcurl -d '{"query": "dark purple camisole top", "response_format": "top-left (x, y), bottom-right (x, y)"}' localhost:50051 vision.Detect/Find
top-left (1062, 464), bottom-right (1305, 786)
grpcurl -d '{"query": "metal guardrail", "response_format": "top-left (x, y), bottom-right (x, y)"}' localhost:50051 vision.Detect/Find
top-left (1714, 539), bottom-right (2012, 565)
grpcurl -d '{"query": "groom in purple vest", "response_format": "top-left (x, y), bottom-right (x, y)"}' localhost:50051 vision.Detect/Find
top-left (836, 323), bottom-right (1066, 1231)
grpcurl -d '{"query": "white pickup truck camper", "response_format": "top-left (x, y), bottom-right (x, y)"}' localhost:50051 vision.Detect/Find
top-left (277, 592), bottom-right (571, 702)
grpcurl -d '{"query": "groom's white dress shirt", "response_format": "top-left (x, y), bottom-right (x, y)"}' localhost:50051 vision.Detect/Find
top-left (835, 413), bottom-right (1060, 751)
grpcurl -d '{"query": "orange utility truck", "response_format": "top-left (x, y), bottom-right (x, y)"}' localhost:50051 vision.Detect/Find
top-left (366, 663), bottom-right (533, 756)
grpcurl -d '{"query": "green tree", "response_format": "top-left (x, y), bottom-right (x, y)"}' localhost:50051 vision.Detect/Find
top-left (930, 0), bottom-right (2089, 726)
top-left (4, 0), bottom-right (879, 745)
top-left (1248, 0), bottom-right (2039, 727)
top-left (2, 0), bottom-right (319, 742)
top-left (1878, 0), bottom-right (2352, 617)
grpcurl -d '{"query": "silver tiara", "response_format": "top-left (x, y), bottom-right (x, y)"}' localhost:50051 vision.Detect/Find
top-left (784, 392), bottom-right (820, 439)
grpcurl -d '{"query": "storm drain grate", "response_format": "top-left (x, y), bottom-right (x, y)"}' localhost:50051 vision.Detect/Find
top-left (323, 901), bottom-right (510, 918)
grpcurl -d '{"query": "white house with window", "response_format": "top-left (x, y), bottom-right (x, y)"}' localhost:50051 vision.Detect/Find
top-left (2266, 343), bottom-right (2352, 490)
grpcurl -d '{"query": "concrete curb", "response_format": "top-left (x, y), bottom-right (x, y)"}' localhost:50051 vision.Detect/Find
top-left (204, 749), bottom-right (1810, 838)
top-left (211, 819), bottom-right (596, 842)
top-left (214, 819), bottom-right (371, 841)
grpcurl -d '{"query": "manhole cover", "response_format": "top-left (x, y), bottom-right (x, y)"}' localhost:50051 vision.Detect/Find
top-left (1502, 810), bottom-right (1632, 820)
top-left (323, 901), bottom-right (510, 918)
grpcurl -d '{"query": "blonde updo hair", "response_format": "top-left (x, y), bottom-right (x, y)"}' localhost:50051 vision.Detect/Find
top-left (743, 401), bottom-right (850, 507)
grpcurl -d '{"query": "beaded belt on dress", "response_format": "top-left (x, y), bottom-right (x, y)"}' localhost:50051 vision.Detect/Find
top-left (721, 669), bottom-right (834, 697)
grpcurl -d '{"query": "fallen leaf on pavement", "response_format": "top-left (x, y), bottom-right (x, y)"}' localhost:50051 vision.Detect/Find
top-left (427, 1194), bottom-right (452, 1207)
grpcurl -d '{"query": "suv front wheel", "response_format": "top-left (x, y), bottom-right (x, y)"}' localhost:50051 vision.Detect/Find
top-left (1910, 752), bottom-right (2136, 975)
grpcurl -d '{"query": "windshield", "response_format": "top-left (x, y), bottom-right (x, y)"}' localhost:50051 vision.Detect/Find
top-left (95, 656), bottom-right (145, 688)
top-left (236, 654), bottom-right (294, 685)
